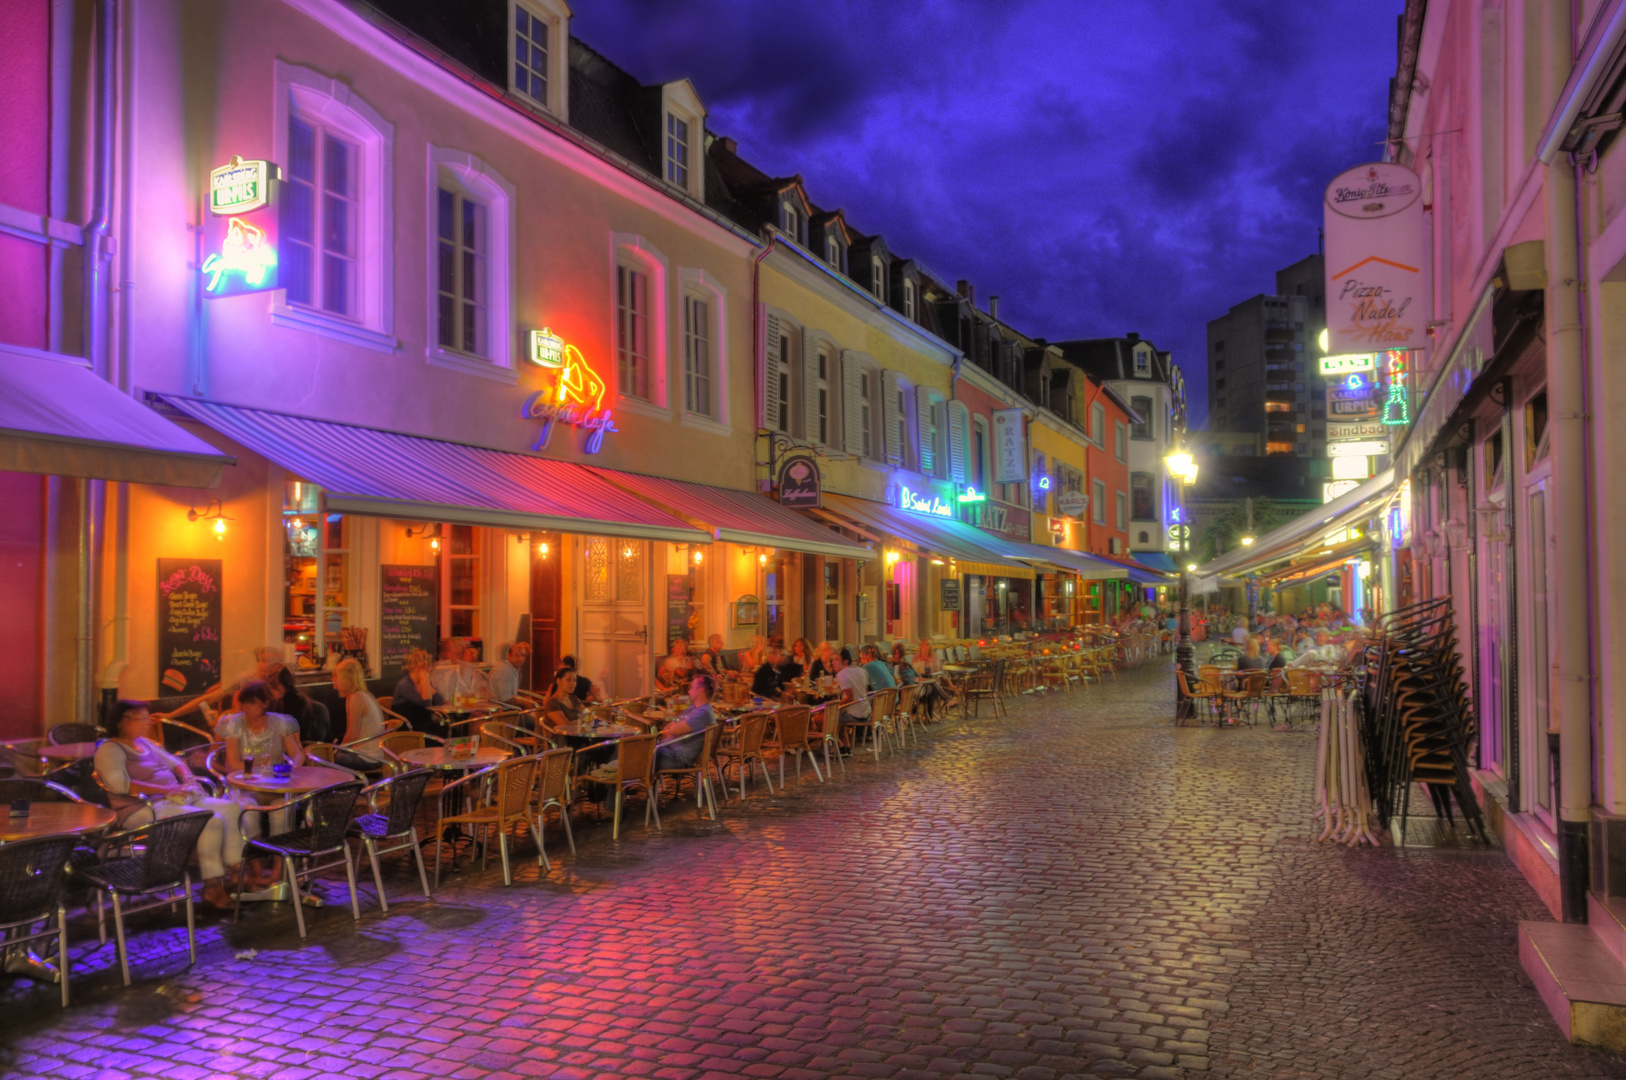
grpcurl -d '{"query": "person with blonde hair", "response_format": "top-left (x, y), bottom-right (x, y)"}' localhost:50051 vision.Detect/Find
top-left (392, 647), bottom-right (446, 734)
top-left (332, 657), bottom-right (386, 770)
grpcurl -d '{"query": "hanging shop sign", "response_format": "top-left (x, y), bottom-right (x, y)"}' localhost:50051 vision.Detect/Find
top-left (1381, 348), bottom-right (1412, 426)
top-left (940, 578), bottom-right (962, 612)
top-left (1048, 517), bottom-right (1066, 535)
top-left (1167, 524), bottom-right (1191, 544)
top-left (1318, 353), bottom-right (1377, 377)
top-left (776, 454), bottom-right (822, 510)
top-left (1328, 439), bottom-right (1391, 457)
top-left (992, 409), bottom-right (1027, 483)
top-left (522, 327), bottom-right (617, 453)
top-left (966, 499), bottom-right (1031, 541)
top-left (1327, 420), bottom-right (1388, 440)
top-left (1056, 490), bottom-right (1088, 519)
top-left (899, 485), bottom-right (953, 518)
top-left (201, 157), bottom-right (281, 298)
top-left (1329, 396), bottom-right (1381, 418)
top-left (1323, 161), bottom-right (1428, 354)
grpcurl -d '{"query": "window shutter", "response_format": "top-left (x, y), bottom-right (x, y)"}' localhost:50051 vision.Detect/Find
top-left (802, 332), bottom-right (821, 443)
top-left (947, 400), bottom-right (969, 483)
top-left (841, 353), bottom-right (865, 456)
top-left (762, 311), bottom-right (782, 430)
top-left (915, 389), bottom-right (936, 476)
top-left (882, 371), bottom-right (903, 466)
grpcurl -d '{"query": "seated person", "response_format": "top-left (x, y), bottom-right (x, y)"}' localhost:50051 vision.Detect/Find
top-left (809, 641), bottom-right (837, 681)
top-left (777, 640), bottom-right (806, 685)
top-left (698, 634), bottom-right (727, 677)
top-left (890, 642), bottom-right (919, 685)
top-left (833, 648), bottom-right (871, 749)
top-left (559, 655), bottom-right (604, 704)
top-left (654, 674), bottom-right (720, 773)
top-left (541, 668), bottom-right (583, 733)
top-left (211, 679), bottom-right (305, 772)
top-left (269, 664), bottom-right (327, 743)
top-left (332, 658), bottom-right (387, 772)
top-left (1236, 640), bottom-right (1266, 671)
top-left (860, 644), bottom-right (898, 690)
top-left (752, 643), bottom-right (788, 699)
top-left (487, 641), bottom-right (531, 705)
top-left (655, 638), bottom-right (696, 692)
top-left (392, 648), bottom-right (447, 735)
top-left (1264, 639), bottom-right (1288, 671)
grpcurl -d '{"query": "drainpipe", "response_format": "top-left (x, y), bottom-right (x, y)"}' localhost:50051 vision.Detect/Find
top-left (84, 0), bottom-right (116, 380)
top-left (1545, 153), bottom-right (1592, 922)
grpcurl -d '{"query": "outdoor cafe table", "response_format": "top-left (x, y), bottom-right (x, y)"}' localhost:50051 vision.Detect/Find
top-left (399, 746), bottom-right (512, 868)
top-left (38, 742), bottom-right (100, 764)
top-left (226, 764), bottom-right (357, 904)
top-left (0, 802), bottom-right (115, 843)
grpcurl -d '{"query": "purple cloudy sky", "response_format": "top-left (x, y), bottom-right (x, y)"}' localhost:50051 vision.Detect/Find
top-left (571, 0), bottom-right (1403, 428)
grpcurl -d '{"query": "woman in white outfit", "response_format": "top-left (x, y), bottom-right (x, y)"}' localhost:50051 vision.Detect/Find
top-left (94, 700), bottom-right (257, 909)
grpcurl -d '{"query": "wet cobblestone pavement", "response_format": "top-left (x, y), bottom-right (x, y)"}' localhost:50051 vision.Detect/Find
top-left (4, 659), bottom-right (1625, 1079)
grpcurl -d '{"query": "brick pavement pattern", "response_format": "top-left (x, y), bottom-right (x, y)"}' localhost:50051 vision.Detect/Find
top-left (4, 659), bottom-right (1626, 1079)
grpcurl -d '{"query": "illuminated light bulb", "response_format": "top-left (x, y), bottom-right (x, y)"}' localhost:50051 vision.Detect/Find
top-left (430, 538), bottom-right (440, 552)
top-left (930, 559), bottom-right (945, 565)
top-left (213, 517), bottom-right (227, 537)
top-left (693, 549), bottom-right (703, 564)
top-left (538, 541), bottom-right (549, 557)
top-left (1186, 563), bottom-right (1197, 572)
top-left (290, 518), bottom-right (303, 529)
top-left (758, 554), bottom-right (768, 567)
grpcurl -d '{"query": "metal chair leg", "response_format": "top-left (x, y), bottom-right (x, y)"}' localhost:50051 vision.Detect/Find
top-left (562, 801), bottom-right (577, 851)
top-left (412, 833), bottom-right (432, 898)
top-left (56, 907), bottom-right (69, 1007)
top-left (287, 857), bottom-right (309, 939)
top-left (184, 874), bottom-right (196, 965)
top-left (498, 830), bottom-right (512, 886)
top-left (613, 787), bottom-right (624, 840)
top-left (343, 847), bottom-right (361, 920)
top-left (112, 891), bottom-right (130, 986)
top-left (366, 838), bottom-right (389, 913)
top-left (648, 783), bottom-right (661, 829)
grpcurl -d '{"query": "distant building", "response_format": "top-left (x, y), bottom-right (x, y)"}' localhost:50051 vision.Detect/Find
top-left (1189, 430), bottom-right (1263, 458)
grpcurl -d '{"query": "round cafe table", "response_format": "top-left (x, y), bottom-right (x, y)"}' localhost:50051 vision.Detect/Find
top-left (0, 802), bottom-right (116, 844)
top-left (398, 746), bottom-right (511, 771)
top-left (225, 765), bottom-right (356, 796)
top-left (38, 742), bottom-right (100, 764)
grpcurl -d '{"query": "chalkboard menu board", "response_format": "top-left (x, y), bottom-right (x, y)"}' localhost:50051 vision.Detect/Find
top-left (666, 573), bottom-right (693, 650)
top-left (158, 558), bottom-right (223, 696)
top-left (380, 565), bottom-right (439, 678)
top-left (940, 578), bottom-right (962, 612)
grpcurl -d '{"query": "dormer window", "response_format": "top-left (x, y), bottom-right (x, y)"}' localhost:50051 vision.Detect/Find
top-left (509, 0), bottom-right (570, 119)
top-left (1133, 346), bottom-right (1152, 377)
top-left (665, 113), bottom-right (689, 189)
top-left (870, 256), bottom-right (885, 301)
top-left (903, 279), bottom-right (916, 321)
top-left (783, 203), bottom-right (799, 241)
top-left (825, 234), bottom-right (841, 270)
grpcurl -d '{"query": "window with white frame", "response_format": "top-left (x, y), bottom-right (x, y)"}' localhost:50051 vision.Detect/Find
top-left (826, 233), bottom-right (841, 270)
top-left (783, 203), bottom-right (800, 241)
top-left (426, 149), bottom-right (514, 378)
top-left (509, 1), bottom-right (569, 117)
top-left (617, 264), bottom-right (650, 400)
top-left (682, 293), bottom-right (710, 417)
top-left (774, 324), bottom-right (798, 434)
top-left (1134, 346), bottom-right (1152, 377)
top-left (815, 343), bottom-right (833, 445)
top-left (893, 378), bottom-right (913, 471)
top-left (1115, 420), bottom-right (1127, 462)
top-left (973, 416), bottom-right (989, 488)
top-left (665, 113), bottom-right (689, 189)
top-left (903, 278), bottom-right (916, 321)
top-left (917, 389), bottom-right (942, 476)
top-left (1090, 402), bottom-right (1105, 445)
top-left (436, 187), bottom-right (488, 357)
top-left (859, 368), bottom-right (875, 458)
top-left (1116, 490), bottom-right (1127, 530)
top-left (870, 256), bottom-right (885, 301)
top-left (274, 65), bottom-right (395, 353)
top-left (1131, 395), bottom-right (1153, 439)
top-left (1093, 479), bottom-right (1107, 524)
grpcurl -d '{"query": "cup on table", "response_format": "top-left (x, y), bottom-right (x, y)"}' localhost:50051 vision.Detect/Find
top-left (271, 761), bottom-right (292, 780)
top-left (9, 798), bottom-right (28, 819)
top-left (243, 753), bottom-right (256, 776)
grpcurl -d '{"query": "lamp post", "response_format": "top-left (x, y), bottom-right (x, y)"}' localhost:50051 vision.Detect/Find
top-left (1166, 448), bottom-right (1199, 720)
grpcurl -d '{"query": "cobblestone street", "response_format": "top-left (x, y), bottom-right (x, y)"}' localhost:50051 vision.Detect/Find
top-left (4, 660), bottom-right (1624, 1079)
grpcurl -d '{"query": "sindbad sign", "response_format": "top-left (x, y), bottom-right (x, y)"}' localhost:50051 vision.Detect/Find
top-left (1324, 162), bottom-right (1428, 355)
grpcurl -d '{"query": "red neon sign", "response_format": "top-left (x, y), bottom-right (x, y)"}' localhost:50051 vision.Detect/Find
top-left (522, 329), bottom-right (616, 453)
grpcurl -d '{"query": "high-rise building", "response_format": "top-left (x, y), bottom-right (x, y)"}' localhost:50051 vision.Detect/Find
top-left (1204, 257), bottom-right (1328, 458)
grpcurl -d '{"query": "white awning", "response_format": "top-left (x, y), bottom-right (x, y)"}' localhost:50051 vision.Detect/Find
top-left (1197, 468), bottom-right (1395, 578)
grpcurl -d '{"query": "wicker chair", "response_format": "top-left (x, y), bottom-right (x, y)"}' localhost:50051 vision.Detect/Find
top-left (436, 755), bottom-right (541, 886)
top-left (378, 730), bottom-right (443, 776)
top-left (654, 725), bottom-right (723, 821)
top-left (533, 747), bottom-right (578, 867)
top-left (763, 705), bottom-right (822, 787)
top-left (808, 702), bottom-right (846, 781)
top-left (715, 712), bottom-right (777, 798)
top-left (588, 733), bottom-right (660, 841)
top-left (1221, 670), bottom-right (1266, 726)
top-left (75, 810), bottom-right (214, 985)
top-left (0, 777), bottom-right (86, 804)
top-left (892, 683), bottom-right (925, 747)
top-left (350, 769), bottom-right (434, 911)
top-left (233, 780), bottom-right (365, 938)
top-left (46, 723), bottom-right (101, 746)
top-left (0, 832), bottom-right (78, 1006)
top-left (1175, 669), bottom-right (1221, 726)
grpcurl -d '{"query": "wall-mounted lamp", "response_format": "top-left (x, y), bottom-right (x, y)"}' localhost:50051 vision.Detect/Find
top-left (930, 558), bottom-right (945, 566)
top-left (884, 550), bottom-right (901, 565)
top-left (758, 553), bottom-right (768, 567)
top-left (693, 548), bottom-right (703, 565)
top-left (406, 523), bottom-right (443, 552)
top-left (538, 541), bottom-right (550, 558)
top-left (187, 499), bottom-right (233, 540)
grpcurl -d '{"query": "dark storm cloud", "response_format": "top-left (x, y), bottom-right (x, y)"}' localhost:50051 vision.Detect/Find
top-left (571, 0), bottom-right (1400, 426)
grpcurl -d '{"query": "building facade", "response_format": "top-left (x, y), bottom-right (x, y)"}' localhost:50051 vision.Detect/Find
top-left (1205, 291), bottom-right (1328, 458)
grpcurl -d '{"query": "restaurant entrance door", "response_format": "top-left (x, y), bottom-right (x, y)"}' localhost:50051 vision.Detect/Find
top-left (528, 534), bottom-right (561, 691)
top-left (579, 536), bottom-right (651, 701)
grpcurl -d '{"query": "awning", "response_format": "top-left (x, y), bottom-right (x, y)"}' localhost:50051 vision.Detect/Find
top-left (1135, 552), bottom-right (1179, 575)
top-left (585, 467), bottom-right (871, 560)
top-left (812, 493), bottom-right (1035, 576)
top-left (1260, 537), bottom-right (1375, 589)
top-left (162, 396), bottom-right (709, 544)
top-left (0, 347), bottom-right (232, 488)
top-left (1197, 468), bottom-right (1396, 578)
top-left (1015, 544), bottom-right (1129, 581)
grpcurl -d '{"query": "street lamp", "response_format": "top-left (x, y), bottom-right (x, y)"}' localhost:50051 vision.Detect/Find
top-left (1166, 446), bottom-right (1200, 721)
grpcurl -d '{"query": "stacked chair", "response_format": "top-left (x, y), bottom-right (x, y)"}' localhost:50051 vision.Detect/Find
top-left (1358, 597), bottom-right (1488, 845)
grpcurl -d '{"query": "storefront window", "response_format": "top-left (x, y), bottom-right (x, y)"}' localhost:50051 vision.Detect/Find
top-left (824, 561), bottom-right (841, 643)
top-left (447, 524), bottom-right (481, 643)
top-left (764, 554), bottom-right (786, 642)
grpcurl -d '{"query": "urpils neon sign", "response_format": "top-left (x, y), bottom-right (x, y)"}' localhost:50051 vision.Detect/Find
top-left (522, 327), bottom-right (617, 453)
top-left (201, 155), bottom-right (280, 297)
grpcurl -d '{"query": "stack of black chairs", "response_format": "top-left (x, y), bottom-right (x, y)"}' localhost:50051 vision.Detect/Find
top-left (1358, 597), bottom-right (1489, 845)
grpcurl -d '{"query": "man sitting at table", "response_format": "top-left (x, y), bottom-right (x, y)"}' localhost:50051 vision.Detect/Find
top-left (655, 638), bottom-right (696, 692)
top-left (487, 641), bottom-right (531, 705)
top-left (860, 644), bottom-right (897, 690)
top-left (751, 642), bottom-right (789, 699)
top-left (655, 673), bottom-right (721, 773)
top-left (698, 634), bottom-right (727, 677)
top-left (834, 647), bottom-right (871, 751)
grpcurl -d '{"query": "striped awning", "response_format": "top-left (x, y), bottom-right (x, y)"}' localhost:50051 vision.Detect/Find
top-left (161, 396), bottom-right (709, 544)
top-left (812, 493), bottom-right (1037, 576)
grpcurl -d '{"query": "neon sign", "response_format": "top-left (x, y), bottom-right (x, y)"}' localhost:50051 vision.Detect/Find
top-left (958, 486), bottom-right (987, 503)
top-left (1381, 349), bottom-right (1411, 426)
top-left (522, 328), bottom-right (617, 453)
top-left (1319, 353), bottom-right (1377, 377)
top-left (900, 486), bottom-right (953, 517)
top-left (201, 217), bottom-right (277, 295)
top-left (1038, 476), bottom-right (1051, 490)
top-left (209, 157), bottom-right (274, 215)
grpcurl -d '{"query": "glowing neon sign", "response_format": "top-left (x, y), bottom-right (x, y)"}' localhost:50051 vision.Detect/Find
top-left (1381, 349), bottom-right (1411, 426)
top-left (900, 486), bottom-right (953, 517)
top-left (209, 157), bottom-right (274, 215)
top-left (1319, 353), bottom-right (1377, 377)
top-left (1038, 476), bottom-right (1051, 490)
top-left (201, 216), bottom-right (278, 295)
top-left (958, 486), bottom-right (987, 503)
top-left (522, 328), bottom-right (617, 453)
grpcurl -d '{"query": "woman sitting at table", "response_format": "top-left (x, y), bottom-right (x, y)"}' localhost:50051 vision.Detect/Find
top-left (913, 639), bottom-right (960, 717)
top-left (788, 638), bottom-right (814, 678)
top-left (392, 648), bottom-right (447, 737)
top-left (557, 655), bottom-right (604, 704)
top-left (655, 638), bottom-right (696, 692)
top-left (654, 673), bottom-right (719, 773)
top-left (95, 699), bottom-right (263, 909)
top-left (737, 634), bottom-right (767, 675)
top-left (214, 680), bottom-right (305, 774)
top-left (751, 642), bottom-right (789, 700)
top-left (269, 664), bottom-right (327, 743)
top-left (890, 643), bottom-right (919, 685)
top-left (332, 658), bottom-right (386, 771)
top-left (809, 640), bottom-right (837, 681)
top-left (542, 668), bottom-right (583, 734)
top-left (1236, 639), bottom-right (1266, 671)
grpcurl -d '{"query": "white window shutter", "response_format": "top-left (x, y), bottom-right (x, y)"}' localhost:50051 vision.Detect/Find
top-left (762, 311), bottom-right (782, 430)
top-left (802, 332), bottom-right (821, 443)
top-left (948, 400), bottom-right (969, 483)
top-left (882, 371), bottom-right (903, 466)
top-left (841, 353), bottom-right (865, 456)
top-left (915, 389), bottom-right (936, 476)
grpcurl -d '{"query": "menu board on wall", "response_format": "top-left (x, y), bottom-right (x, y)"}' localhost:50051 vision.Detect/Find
top-left (380, 565), bottom-right (438, 677)
top-left (666, 573), bottom-right (693, 649)
top-left (158, 558), bottom-right (222, 696)
top-left (940, 579), bottom-right (962, 612)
